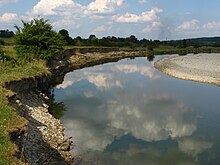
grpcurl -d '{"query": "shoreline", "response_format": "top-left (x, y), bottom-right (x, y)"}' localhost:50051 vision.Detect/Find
top-left (154, 53), bottom-right (220, 86)
top-left (5, 48), bottom-right (149, 164)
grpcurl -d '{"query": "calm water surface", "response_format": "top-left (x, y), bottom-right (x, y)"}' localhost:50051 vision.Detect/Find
top-left (53, 55), bottom-right (220, 165)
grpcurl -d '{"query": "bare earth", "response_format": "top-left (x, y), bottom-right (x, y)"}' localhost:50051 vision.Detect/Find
top-left (154, 54), bottom-right (220, 86)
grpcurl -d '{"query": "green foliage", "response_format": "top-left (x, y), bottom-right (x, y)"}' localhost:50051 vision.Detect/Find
top-left (0, 39), bottom-right (5, 45)
top-left (48, 101), bottom-right (66, 119)
top-left (59, 29), bottom-right (72, 45)
top-left (14, 18), bottom-right (65, 60)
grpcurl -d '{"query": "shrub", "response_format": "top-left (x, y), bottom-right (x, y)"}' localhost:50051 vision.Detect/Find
top-left (14, 17), bottom-right (65, 60)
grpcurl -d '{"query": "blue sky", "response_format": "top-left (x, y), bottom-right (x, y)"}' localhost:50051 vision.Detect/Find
top-left (1, 0), bottom-right (220, 40)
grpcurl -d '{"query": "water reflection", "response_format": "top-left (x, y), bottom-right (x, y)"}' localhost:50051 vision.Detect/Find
top-left (62, 91), bottom-right (196, 152)
top-left (56, 58), bottom-right (160, 90)
top-left (178, 137), bottom-right (213, 158)
top-left (53, 57), bottom-right (220, 165)
top-left (47, 91), bottom-right (67, 119)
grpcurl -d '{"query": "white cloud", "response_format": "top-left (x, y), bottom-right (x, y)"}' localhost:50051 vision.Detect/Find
top-left (0, 13), bottom-right (19, 22)
top-left (32, 0), bottom-right (76, 16)
top-left (52, 19), bottom-right (80, 29)
top-left (113, 7), bottom-right (163, 24)
top-left (87, 0), bottom-right (124, 13)
top-left (176, 19), bottom-right (199, 31)
top-left (137, 0), bottom-right (147, 3)
top-left (113, 13), bottom-right (140, 23)
top-left (92, 25), bottom-right (112, 34)
top-left (203, 21), bottom-right (220, 30)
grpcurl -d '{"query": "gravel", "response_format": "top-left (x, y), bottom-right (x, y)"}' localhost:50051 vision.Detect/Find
top-left (154, 53), bottom-right (220, 86)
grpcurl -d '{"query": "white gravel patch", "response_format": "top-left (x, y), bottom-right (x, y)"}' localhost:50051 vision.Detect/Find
top-left (154, 53), bottom-right (220, 86)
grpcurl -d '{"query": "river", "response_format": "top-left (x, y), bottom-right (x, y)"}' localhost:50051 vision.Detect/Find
top-left (52, 55), bottom-right (220, 165)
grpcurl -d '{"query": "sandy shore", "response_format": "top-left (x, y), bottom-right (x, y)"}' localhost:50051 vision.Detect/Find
top-left (154, 53), bottom-right (220, 86)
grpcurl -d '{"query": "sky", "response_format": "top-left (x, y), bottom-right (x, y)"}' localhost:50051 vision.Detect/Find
top-left (1, 0), bottom-right (220, 40)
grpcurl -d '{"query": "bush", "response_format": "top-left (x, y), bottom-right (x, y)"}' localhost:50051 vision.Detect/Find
top-left (14, 17), bottom-right (65, 60)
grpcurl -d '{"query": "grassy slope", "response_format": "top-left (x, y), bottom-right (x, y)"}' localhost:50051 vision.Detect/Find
top-left (0, 45), bottom-right (50, 164)
top-left (0, 87), bottom-right (26, 164)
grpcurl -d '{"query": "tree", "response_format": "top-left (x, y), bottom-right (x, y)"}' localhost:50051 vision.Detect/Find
top-left (59, 29), bottom-right (72, 45)
top-left (14, 17), bottom-right (65, 60)
top-left (0, 30), bottom-right (14, 38)
top-left (88, 34), bottom-right (99, 46)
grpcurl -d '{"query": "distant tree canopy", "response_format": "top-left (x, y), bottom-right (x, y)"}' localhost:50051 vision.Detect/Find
top-left (0, 30), bottom-right (14, 38)
top-left (69, 34), bottom-right (160, 49)
top-left (58, 29), bottom-right (72, 45)
top-left (14, 17), bottom-right (65, 60)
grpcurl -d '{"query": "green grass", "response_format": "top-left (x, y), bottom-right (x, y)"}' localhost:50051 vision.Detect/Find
top-left (0, 87), bottom-right (26, 164)
top-left (2, 46), bottom-right (17, 58)
top-left (153, 45), bottom-right (220, 55)
top-left (0, 46), bottom-right (50, 163)
top-left (0, 59), bottom-right (50, 85)
top-left (0, 37), bottom-right (15, 46)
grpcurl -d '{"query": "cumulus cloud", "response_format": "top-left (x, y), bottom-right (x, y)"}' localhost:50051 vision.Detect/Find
top-left (203, 21), bottom-right (220, 30)
top-left (32, 0), bottom-right (77, 16)
top-left (176, 19), bottom-right (199, 31)
top-left (87, 0), bottom-right (124, 13)
top-left (0, 13), bottom-right (19, 22)
top-left (113, 7), bottom-right (162, 23)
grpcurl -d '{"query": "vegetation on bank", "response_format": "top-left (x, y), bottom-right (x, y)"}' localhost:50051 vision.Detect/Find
top-left (0, 18), bottom-right (59, 163)
top-left (0, 87), bottom-right (27, 164)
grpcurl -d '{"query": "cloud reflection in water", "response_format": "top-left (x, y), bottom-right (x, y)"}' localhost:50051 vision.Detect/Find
top-left (54, 58), bottom-right (211, 164)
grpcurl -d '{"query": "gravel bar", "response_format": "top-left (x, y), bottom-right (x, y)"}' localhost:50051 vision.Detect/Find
top-left (154, 53), bottom-right (220, 86)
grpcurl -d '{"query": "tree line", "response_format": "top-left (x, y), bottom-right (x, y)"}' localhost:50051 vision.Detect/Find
top-left (1, 17), bottom-right (220, 63)
top-left (59, 29), bottom-right (158, 49)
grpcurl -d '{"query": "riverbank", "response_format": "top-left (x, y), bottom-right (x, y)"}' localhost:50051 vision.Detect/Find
top-left (154, 53), bottom-right (220, 86)
top-left (3, 48), bottom-right (149, 164)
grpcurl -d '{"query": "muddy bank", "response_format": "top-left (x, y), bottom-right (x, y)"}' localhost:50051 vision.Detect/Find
top-left (154, 53), bottom-right (220, 86)
top-left (4, 48), bottom-right (149, 164)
